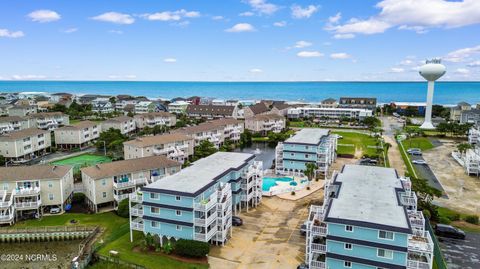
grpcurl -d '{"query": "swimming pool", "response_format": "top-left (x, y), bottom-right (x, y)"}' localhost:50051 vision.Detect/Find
top-left (262, 177), bottom-right (294, 192)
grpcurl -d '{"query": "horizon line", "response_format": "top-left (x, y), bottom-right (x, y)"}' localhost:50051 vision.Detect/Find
top-left (1, 80), bottom-right (479, 83)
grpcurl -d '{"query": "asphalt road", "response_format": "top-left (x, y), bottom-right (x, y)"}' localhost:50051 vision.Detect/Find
top-left (438, 231), bottom-right (480, 269)
top-left (410, 153), bottom-right (448, 198)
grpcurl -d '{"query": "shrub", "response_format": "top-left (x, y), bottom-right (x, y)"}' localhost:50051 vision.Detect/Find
top-left (116, 198), bottom-right (130, 218)
top-left (447, 213), bottom-right (461, 222)
top-left (438, 216), bottom-right (451, 225)
top-left (464, 215), bottom-right (479, 225)
top-left (422, 209), bottom-right (431, 220)
top-left (174, 239), bottom-right (210, 258)
top-left (291, 191), bottom-right (296, 196)
top-left (162, 241), bottom-right (173, 254)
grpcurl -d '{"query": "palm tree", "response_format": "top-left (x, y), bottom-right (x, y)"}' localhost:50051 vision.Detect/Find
top-left (384, 142), bottom-right (392, 153)
top-left (457, 143), bottom-right (473, 156)
top-left (305, 163), bottom-right (317, 187)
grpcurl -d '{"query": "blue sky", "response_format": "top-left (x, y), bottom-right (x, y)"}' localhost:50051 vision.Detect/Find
top-left (1, 0), bottom-right (479, 81)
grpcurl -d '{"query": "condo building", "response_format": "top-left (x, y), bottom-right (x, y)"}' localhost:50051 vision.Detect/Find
top-left (123, 133), bottom-right (194, 163)
top-left (186, 104), bottom-right (236, 119)
top-left (54, 121), bottom-right (101, 149)
top-left (0, 165), bottom-right (74, 225)
top-left (0, 116), bottom-right (31, 135)
top-left (102, 116), bottom-right (136, 135)
top-left (287, 107), bottom-right (373, 120)
top-left (27, 112), bottom-right (70, 131)
top-left (245, 114), bottom-right (286, 135)
top-left (305, 165), bottom-right (434, 269)
top-left (8, 104), bottom-right (37, 117)
top-left (0, 128), bottom-right (52, 163)
top-left (173, 118), bottom-right (244, 148)
top-left (339, 97), bottom-right (377, 110)
top-left (129, 152), bottom-right (263, 245)
top-left (134, 112), bottom-right (176, 129)
top-left (460, 109), bottom-right (480, 126)
top-left (81, 156), bottom-right (181, 212)
top-left (275, 128), bottom-right (337, 177)
top-left (168, 101), bottom-right (190, 114)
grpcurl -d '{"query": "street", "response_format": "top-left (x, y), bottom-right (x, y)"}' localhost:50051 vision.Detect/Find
top-left (438, 232), bottom-right (480, 269)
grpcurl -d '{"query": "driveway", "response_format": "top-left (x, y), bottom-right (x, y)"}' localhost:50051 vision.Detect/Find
top-left (438, 232), bottom-right (480, 269)
top-left (410, 154), bottom-right (447, 198)
top-left (380, 116), bottom-right (406, 176)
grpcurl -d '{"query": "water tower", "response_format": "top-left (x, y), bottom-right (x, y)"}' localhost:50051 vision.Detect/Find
top-left (419, 58), bottom-right (446, 129)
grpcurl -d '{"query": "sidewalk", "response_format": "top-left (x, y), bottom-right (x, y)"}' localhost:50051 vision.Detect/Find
top-left (277, 180), bottom-right (324, 201)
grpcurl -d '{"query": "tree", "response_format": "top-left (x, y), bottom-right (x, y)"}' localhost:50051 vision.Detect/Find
top-left (239, 130), bottom-right (253, 148)
top-left (457, 143), bottom-right (473, 155)
top-left (116, 198), bottom-right (130, 218)
top-left (51, 104), bottom-right (67, 113)
top-left (109, 96), bottom-right (117, 111)
top-left (0, 155), bottom-right (5, 166)
top-left (411, 177), bottom-right (442, 221)
top-left (192, 140), bottom-right (217, 161)
top-left (96, 128), bottom-right (127, 156)
top-left (363, 116), bottom-right (380, 129)
top-left (305, 163), bottom-right (317, 184)
top-left (384, 142), bottom-right (392, 154)
top-left (220, 138), bottom-right (234, 152)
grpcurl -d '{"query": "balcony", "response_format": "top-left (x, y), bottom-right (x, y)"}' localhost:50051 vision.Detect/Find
top-left (194, 226), bottom-right (218, 242)
top-left (131, 204), bottom-right (143, 217)
top-left (114, 193), bottom-right (131, 202)
top-left (131, 218), bottom-right (144, 231)
top-left (408, 231), bottom-right (434, 254)
top-left (241, 191), bottom-right (255, 202)
top-left (0, 213), bottom-right (14, 223)
top-left (310, 261), bottom-right (326, 269)
top-left (130, 192), bottom-right (142, 203)
top-left (311, 243), bottom-right (326, 253)
top-left (113, 180), bottom-right (136, 189)
top-left (407, 259), bottom-right (430, 269)
top-left (13, 187), bottom-right (40, 197)
top-left (194, 212), bottom-right (217, 227)
top-left (401, 192), bottom-right (418, 208)
top-left (194, 192), bottom-right (218, 211)
top-left (311, 225), bottom-right (327, 236)
top-left (15, 200), bottom-right (42, 210)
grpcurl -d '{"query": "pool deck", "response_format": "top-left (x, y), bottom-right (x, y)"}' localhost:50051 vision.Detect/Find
top-left (277, 180), bottom-right (324, 201)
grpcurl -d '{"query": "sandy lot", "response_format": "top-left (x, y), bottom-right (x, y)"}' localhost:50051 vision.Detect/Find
top-left (423, 140), bottom-right (480, 215)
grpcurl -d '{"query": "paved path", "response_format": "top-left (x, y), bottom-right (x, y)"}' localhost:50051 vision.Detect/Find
top-left (380, 117), bottom-right (406, 175)
top-left (439, 232), bottom-right (480, 269)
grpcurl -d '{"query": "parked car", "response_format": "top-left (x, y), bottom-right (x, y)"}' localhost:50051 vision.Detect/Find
top-left (300, 221), bottom-right (307, 236)
top-left (50, 207), bottom-right (61, 214)
top-left (412, 160), bottom-right (427, 165)
top-left (407, 148), bottom-right (423, 155)
top-left (407, 148), bottom-right (421, 153)
top-left (435, 224), bottom-right (466, 239)
top-left (297, 263), bottom-right (309, 269)
top-left (232, 216), bottom-right (243, 226)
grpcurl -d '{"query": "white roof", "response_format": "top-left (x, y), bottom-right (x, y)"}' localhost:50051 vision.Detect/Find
top-left (392, 102), bottom-right (426, 107)
top-left (146, 152), bottom-right (254, 195)
top-left (285, 128), bottom-right (330, 145)
top-left (327, 165), bottom-right (409, 229)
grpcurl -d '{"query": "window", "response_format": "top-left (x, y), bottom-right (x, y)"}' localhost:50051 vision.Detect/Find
top-left (345, 243), bottom-right (352, 250)
top-left (175, 196), bottom-right (181, 201)
top-left (290, 153), bottom-right (294, 157)
top-left (345, 225), bottom-right (353, 232)
top-left (49, 194), bottom-right (54, 200)
top-left (150, 207), bottom-right (160, 214)
top-left (151, 221), bottom-right (159, 228)
top-left (305, 154), bottom-right (309, 158)
top-left (102, 192), bottom-right (107, 198)
top-left (48, 181), bottom-right (53, 188)
top-left (379, 230), bottom-right (394, 240)
top-left (377, 249), bottom-right (393, 259)
top-left (150, 193), bottom-right (159, 199)
top-left (176, 210), bottom-right (182, 216)
top-left (305, 146), bottom-right (309, 150)
top-left (3, 183), bottom-right (8, 191)
top-left (344, 261), bottom-right (352, 268)
top-left (102, 179), bottom-right (106, 186)
top-left (176, 225), bottom-right (182, 231)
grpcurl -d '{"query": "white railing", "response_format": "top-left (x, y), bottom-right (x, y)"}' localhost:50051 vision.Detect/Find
top-left (194, 213), bottom-right (217, 227)
top-left (131, 204), bottom-right (143, 217)
top-left (0, 199), bottom-right (13, 208)
top-left (0, 213), bottom-right (14, 222)
top-left (311, 225), bottom-right (327, 236)
top-left (408, 231), bottom-right (434, 253)
top-left (15, 200), bottom-right (42, 209)
top-left (310, 261), bottom-right (326, 269)
top-left (130, 219), bottom-right (144, 231)
top-left (113, 180), bottom-right (136, 189)
top-left (407, 259), bottom-right (431, 269)
top-left (194, 192), bottom-right (218, 211)
top-left (311, 243), bottom-right (326, 253)
top-left (13, 187), bottom-right (40, 196)
top-left (130, 193), bottom-right (142, 203)
top-left (114, 193), bottom-right (130, 202)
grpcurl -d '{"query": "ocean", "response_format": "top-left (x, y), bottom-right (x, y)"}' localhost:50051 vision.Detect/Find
top-left (0, 81), bottom-right (479, 105)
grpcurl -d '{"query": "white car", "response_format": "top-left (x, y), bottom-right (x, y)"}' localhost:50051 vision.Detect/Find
top-left (412, 160), bottom-right (427, 165)
top-left (49, 207), bottom-right (61, 214)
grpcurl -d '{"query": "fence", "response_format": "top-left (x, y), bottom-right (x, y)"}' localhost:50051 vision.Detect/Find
top-left (95, 254), bottom-right (146, 269)
top-left (425, 218), bottom-right (448, 269)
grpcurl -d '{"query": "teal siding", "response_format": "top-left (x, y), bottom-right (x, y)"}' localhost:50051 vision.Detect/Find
top-left (327, 240), bottom-right (407, 266)
top-left (328, 223), bottom-right (408, 247)
top-left (326, 258), bottom-right (376, 269)
top-left (143, 219), bottom-right (194, 240)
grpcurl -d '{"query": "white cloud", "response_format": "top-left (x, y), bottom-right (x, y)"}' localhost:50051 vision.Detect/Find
top-left (297, 51), bottom-right (324, 58)
top-left (294, 41), bottom-right (312, 48)
top-left (273, 21), bottom-right (287, 27)
top-left (250, 68), bottom-right (263, 73)
top-left (28, 9), bottom-right (61, 23)
top-left (11, 74), bottom-right (47, 80)
top-left (291, 5), bottom-right (319, 19)
top-left (467, 60), bottom-right (480, 67)
top-left (399, 59), bottom-right (414, 66)
top-left (163, 58), bottom-right (177, 63)
top-left (455, 68), bottom-right (470, 74)
top-left (91, 12), bottom-right (135, 25)
top-left (390, 67), bottom-right (405, 73)
top-left (0, 28), bottom-right (24, 38)
top-left (63, 28), bottom-right (78, 34)
top-left (125, 75), bottom-right (137, 79)
top-left (327, 0), bottom-right (480, 37)
top-left (330, 53), bottom-right (351, 59)
top-left (239, 11), bottom-right (255, 17)
top-left (108, 30), bottom-right (123, 34)
top-left (108, 74), bottom-right (137, 79)
top-left (444, 45), bottom-right (480, 63)
top-left (142, 9), bottom-right (200, 21)
top-left (328, 12), bottom-right (341, 24)
top-left (333, 33), bottom-right (355, 39)
top-left (225, 23), bottom-right (256, 32)
top-left (244, 0), bottom-right (279, 15)
top-left (212, 16), bottom-right (224, 20)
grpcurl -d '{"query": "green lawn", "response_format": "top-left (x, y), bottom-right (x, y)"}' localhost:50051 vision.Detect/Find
top-left (402, 137), bottom-right (434, 151)
top-left (333, 131), bottom-right (380, 157)
top-left (51, 153), bottom-right (112, 173)
top-left (9, 212), bottom-right (207, 269)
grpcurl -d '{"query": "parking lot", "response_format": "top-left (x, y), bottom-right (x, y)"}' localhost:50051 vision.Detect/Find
top-left (438, 232), bottom-right (480, 269)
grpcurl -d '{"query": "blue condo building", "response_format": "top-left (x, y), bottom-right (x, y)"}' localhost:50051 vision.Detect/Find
top-left (275, 128), bottom-right (337, 177)
top-left (129, 152), bottom-right (263, 245)
top-left (305, 165), bottom-right (433, 269)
